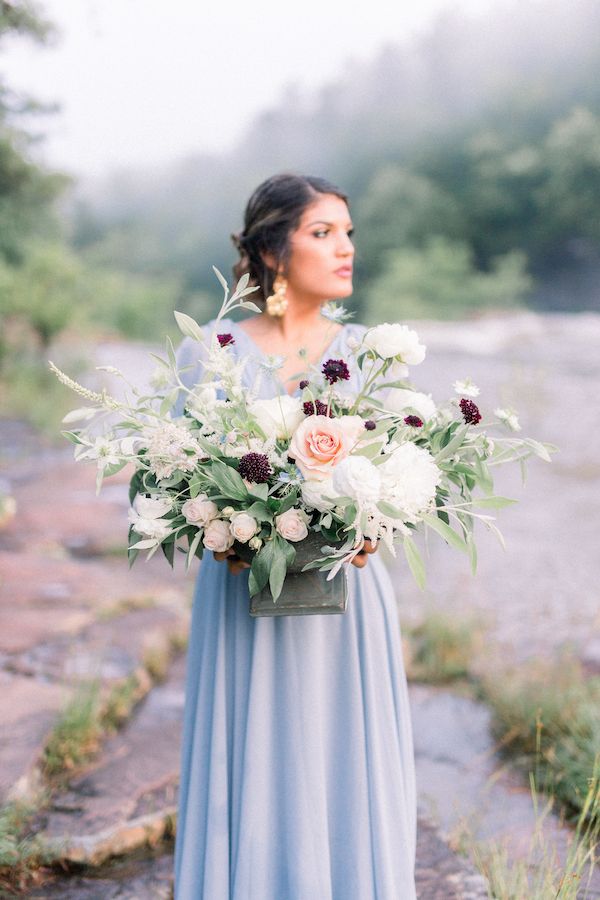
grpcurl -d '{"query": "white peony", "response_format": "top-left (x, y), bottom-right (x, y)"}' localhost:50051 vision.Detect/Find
top-left (203, 518), bottom-right (235, 552)
top-left (301, 477), bottom-right (337, 512)
top-left (336, 415), bottom-right (366, 444)
top-left (331, 455), bottom-right (382, 505)
top-left (275, 508), bottom-right (310, 542)
top-left (380, 442), bottom-right (441, 520)
top-left (181, 495), bottom-right (219, 526)
top-left (249, 396), bottom-right (304, 440)
top-left (230, 512), bottom-right (259, 543)
top-left (385, 388), bottom-right (437, 422)
top-left (363, 323), bottom-right (426, 364)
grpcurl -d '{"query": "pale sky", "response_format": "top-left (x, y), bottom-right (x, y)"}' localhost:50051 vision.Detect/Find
top-left (2, 0), bottom-right (497, 182)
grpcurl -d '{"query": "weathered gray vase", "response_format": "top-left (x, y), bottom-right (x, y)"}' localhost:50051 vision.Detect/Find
top-left (234, 532), bottom-right (348, 617)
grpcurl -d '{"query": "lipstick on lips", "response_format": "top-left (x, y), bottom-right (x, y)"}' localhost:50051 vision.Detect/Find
top-left (335, 266), bottom-right (353, 278)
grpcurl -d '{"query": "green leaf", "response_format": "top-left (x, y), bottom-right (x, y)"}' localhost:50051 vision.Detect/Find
top-left (210, 459), bottom-right (248, 501)
top-left (249, 482), bottom-right (268, 502)
top-left (277, 489), bottom-right (298, 515)
top-left (377, 500), bottom-right (405, 519)
top-left (473, 455), bottom-right (494, 494)
top-left (403, 535), bottom-right (426, 590)
top-left (102, 460), bottom-right (127, 478)
top-left (162, 540), bottom-right (175, 567)
top-left (174, 310), bottom-right (205, 343)
top-left (166, 335), bottom-right (177, 368)
top-left (434, 425), bottom-right (469, 463)
top-left (61, 430), bottom-right (85, 445)
top-left (250, 540), bottom-right (274, 595)
top-left (212, 266), bottom-right (229, 293)
top-left (244, 501), bottom-right (271, 521)
top-left (421, 512), bottom-right (468, 553)
top-left (269, 543), bottom-right (288, 602)
top-left (186, 531), bottom-right (202, 570)
top-left (235, 272), bottom-right (250, 292)
top-left (354, 441), bottom-right (383, 460)
top-left (467, 533), bottom-right (478, 574)
top-left (472, 496), bottom-right (517, 509)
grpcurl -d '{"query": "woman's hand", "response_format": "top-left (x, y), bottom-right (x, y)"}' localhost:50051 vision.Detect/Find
top-left (350, 538), bottom-right (378, 568)
top-left (213, 548), bottom-right (251, 575)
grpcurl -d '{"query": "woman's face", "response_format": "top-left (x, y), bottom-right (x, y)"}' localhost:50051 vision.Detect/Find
top-left (284, 194), bottom-right (354, 303)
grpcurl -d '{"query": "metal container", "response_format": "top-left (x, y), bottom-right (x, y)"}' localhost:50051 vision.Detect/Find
top-left (234, 532), bottom-right (348, 617)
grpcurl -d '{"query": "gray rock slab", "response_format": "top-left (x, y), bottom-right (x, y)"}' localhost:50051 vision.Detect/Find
top-left (39, 654), bottom-right (186, 866)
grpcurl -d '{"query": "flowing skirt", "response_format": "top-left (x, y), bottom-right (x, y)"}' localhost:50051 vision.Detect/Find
top-left (174, 552), bottom-right (417, 900)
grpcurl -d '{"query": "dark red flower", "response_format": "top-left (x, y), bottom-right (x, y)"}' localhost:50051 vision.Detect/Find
top-left (303, 399), bottom-right (333, 417)
top-left (459, 398), bottom-right (481, 425)
top-left (217, 333), bottom-right (235, 347)
top-left (322, 358), bottom-right (350, 384)
top-left (364, 420), bottom-right (377, 431)
top-left (238, 452), bottom-right (272, 483)
top-left (299, 379), bottom-right (309, 390)
top-left (404, 415), bottom-right (423, 428)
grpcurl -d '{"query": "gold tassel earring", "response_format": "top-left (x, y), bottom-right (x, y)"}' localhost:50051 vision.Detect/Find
top-left (265, 274), bottom-right (288, 317)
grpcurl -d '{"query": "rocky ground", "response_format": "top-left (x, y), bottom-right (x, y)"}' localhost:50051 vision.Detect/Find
top-left (1, 310), bottom-right (599, 898)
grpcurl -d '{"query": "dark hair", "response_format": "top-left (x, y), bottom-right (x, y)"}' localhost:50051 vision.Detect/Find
top-left (231, 173), bottom-right (349, 303)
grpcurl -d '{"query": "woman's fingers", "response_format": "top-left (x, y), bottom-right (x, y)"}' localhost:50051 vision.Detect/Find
top-left (213, 548), bottom-right (250, 574)
top-left (350, 539), bottom-right (379, 568)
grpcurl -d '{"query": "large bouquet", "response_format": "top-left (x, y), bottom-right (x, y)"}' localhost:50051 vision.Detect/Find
top-left (51, 270), bottom-right (552, 609)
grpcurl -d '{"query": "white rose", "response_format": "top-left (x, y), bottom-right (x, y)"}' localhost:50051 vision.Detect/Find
top-left (380, 442), bottom-right (441, 519)
top-left (363, 323), bottom-right (426, 364)
top-left (181, 495), bottom-right (219, 526)
top-left (275, 508), bottom-right (310, 542)
top-left (203, 518), bottom-right (235, 552)
top-left (331, 455), bottom-right (381, 504)
top-left (301, 477), bottom-right (336, 512)
top-left (385, 388), bottom-right (437, 422)
top-left (131, 495), bottom-right (172, 519)
top-left (250, 396), bottom-right (304, 440)
top-left (230, 512), bottom-right (259, 543)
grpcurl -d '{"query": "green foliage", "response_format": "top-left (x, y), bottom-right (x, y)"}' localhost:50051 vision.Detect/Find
top-left (482, 657), bottom-right (600, 826)
top-left (0, 799), bottom-right (55, 894)
top-left (364, 236), bottom-right (533, 320)
top-left (405, 608), bottom-right (481, 683)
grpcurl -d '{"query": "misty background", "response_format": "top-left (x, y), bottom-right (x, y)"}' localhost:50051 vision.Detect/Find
top-left (1, 0), bottom-right (600, 425)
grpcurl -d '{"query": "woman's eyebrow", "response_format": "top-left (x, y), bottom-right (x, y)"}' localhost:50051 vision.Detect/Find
top-left (306, 220), bottom-right (353, 227)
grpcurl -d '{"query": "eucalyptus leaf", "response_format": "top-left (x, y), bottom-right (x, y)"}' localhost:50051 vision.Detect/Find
top-left (212, 266), bottom-right (229, 292)
top-left (472, 496), bottom-right (517, 509)
top-left (174, 310), bottom-right (205, 343)
top-left (421, 512), bottom-right (468, 553)
top-left (269, 545), bottom-right (288, 601)
top-left (403, 535), bottom-right (426, 590)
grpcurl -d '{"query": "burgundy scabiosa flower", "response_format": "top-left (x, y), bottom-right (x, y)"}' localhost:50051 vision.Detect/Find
top-left (322, 358), bottom-right (350, 384)
top-left (217, 333), bottom-right (235, 347)
top-left (460, 398), bottom-right (481, 425)
top-left (238, 452), bottom-right (272, 483)
top-left (404, 415), bottom-right (423, 428)
top-left (303, 399), bottom-right (333, 417)
top-left (364, 420), bottom-right (377, 431)
top-left (299, 379), bottom-right (309, 390)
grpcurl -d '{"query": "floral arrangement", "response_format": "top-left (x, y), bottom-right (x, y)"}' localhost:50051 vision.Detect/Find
top-left (50, 269), bottom-right (553, 602)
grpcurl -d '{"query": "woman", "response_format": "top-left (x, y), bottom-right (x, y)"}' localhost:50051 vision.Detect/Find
top-left (174, 174), bottom-right (417, 899)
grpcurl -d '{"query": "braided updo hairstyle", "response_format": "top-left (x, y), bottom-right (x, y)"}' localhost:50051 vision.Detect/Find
top-left (231, 173), bottom-right (349, 305)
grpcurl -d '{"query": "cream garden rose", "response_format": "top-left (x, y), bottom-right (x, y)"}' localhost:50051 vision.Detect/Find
top-left (380, 442), bottom-right (441, 519)
top-left (363, 323), bottom-right (426, 364)
top-left (181, 495), bottom-right (219, 526)
top-left (203, 518), bottom-right (235, 553)
top-left (275, 508), bottom-right (310, 542)
top-left (230, 512), bottom-right (259, 543)
top-left (249, 396), bottom-right (304, 440)
top-left (288, 415), bottom-right (357, 480)
top-left (301, 476), bottom-right (336, 512)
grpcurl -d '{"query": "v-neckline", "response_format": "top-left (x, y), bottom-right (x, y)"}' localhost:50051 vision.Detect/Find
top-left (229, 319), bottom-right (346, 397)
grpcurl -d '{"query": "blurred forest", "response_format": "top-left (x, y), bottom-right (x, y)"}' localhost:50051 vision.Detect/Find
top-left (1, 0), bottom-right (600, 406)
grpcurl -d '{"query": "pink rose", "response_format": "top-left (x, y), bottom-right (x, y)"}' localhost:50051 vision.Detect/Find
top-left (275, 508), bottom-right (309, 542)
top-left (288, 415), bottom-right (357, 480)
top-left (202, 519), bottom-right (234, 553)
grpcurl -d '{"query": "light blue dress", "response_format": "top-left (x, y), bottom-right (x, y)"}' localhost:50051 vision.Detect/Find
top-left (174, 319), bottom-right (417, 899)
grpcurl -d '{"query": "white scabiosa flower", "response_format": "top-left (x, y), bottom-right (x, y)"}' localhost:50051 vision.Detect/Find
top-left (380, 443), bottom-right (441, 520)
top-left (385, 388), bottom-right (437, 422)
top-left (494, 407), bottom-right (522, 432)
top-left (363, 323), bottom-right (426, 364)
top-left (453, 378), bottom-right (480, 398)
